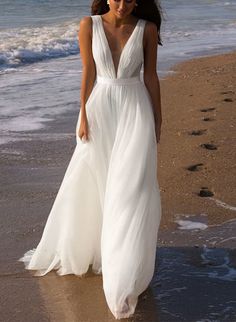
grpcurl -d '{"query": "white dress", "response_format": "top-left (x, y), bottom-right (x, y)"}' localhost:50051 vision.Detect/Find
top-left (19, 14), bottom-right (162, 320)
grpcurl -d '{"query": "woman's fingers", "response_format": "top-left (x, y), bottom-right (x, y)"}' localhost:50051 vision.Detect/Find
top-left (78, 129), bottom-right (89, 142)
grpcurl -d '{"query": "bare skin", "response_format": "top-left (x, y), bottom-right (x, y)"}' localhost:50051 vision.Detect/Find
top-left (77, 0), bottom-right (162, 143)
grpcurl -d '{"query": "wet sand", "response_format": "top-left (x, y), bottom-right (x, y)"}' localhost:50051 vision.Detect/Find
top-left (1, 50), bottom-right (236, 321)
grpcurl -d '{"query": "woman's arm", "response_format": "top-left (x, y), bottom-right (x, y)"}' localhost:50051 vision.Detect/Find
top-left (143, 21), bottom-right (162, 143)
top-left (78, 16), bottom-right (96, 119)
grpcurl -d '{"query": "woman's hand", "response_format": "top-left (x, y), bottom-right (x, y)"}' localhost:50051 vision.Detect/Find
top-left (78, 114), bottom-right (89, 142)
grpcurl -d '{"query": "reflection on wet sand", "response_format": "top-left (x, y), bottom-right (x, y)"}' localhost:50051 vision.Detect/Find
top-left (37, 267), bottom-right (159, 322)
top-left (35, 240), bottom-right (236, 321)
top-left (23, 216), bottom-right (236, 321)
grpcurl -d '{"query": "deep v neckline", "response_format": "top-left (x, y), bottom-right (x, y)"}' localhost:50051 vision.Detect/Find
top-left (98, 15), bottom-right (140, 78)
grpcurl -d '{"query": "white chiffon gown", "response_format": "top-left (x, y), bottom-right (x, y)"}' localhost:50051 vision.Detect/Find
top-left (19, 14), bottom-right (162, 319)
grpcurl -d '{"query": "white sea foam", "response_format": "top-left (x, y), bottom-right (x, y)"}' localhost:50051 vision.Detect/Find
top-left (209, 197), bottom-right (236, 211)
top-left (175, 220), bottom-right (208, 230)
top-left (0, 21), bottom-right (79, 70)
top-left (200, 245), bottom-right (236, 281)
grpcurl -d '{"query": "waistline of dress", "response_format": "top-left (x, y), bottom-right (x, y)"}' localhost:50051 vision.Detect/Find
top-left (96, 75), bottom-right (142, 86)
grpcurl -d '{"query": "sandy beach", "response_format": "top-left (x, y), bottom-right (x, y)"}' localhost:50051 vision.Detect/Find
top-left (158, 50), bottom-right (236, 230)
top-left (1, 50), bottom-right (236, 321)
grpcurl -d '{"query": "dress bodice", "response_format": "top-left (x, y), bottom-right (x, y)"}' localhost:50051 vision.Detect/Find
top-left (91, 15), bottom-right (147, 79)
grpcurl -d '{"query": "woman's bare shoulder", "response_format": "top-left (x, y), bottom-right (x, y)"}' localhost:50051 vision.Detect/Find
top-left (144, 20), bottom-right (157, 34)
top-left (143, 20), bottom-right (159, 47)
top-left (80, 16), bottom-right (93, 25)
top-left (78, 16), bottom-right (93, 35)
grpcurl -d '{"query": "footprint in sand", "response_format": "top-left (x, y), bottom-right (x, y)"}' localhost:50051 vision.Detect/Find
top-left (200, 107), bottom-right (216, 112)
top-left (198, 187), bottom-right (214, 197)
top-left (220, 90), bottom-right (235, 95)
top-left (200, 143), bottom-right (218, 150)
top-left (188, 129), bottom-right (207, 136)
top-left (220, 91), bottom-right (234, 102)
top-left (186, 163), bottom-right (204, 172)
top-left (223, 98), bottom-right (233, 102)
top-left (202, 117), bottom-right (214, 122)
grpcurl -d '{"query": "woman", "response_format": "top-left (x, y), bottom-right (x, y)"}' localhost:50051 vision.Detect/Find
top-left (19, 0), bottom-right (163, 319)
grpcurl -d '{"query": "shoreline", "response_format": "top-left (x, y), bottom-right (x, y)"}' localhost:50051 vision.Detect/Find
top-left (1, 49), bottom-right (236, 321)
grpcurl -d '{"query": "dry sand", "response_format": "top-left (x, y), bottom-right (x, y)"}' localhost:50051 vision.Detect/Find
top-left (158, 50), bottom-right (236, 230)
top-left (1, 50), bottom-right (236, 321)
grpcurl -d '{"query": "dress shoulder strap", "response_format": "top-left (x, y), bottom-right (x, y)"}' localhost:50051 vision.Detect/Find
top-left (90, 15), bottom-right (101, 36)
top-left (136, 19), bottom-right (147, 50)
top-left (139, 19), bottom-right (147, 32)
top-left (91, 15), bottom-right (100, 25)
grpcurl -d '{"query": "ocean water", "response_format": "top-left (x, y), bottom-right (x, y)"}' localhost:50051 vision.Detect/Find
top-left (0, 0), bottom-right (236, 144)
